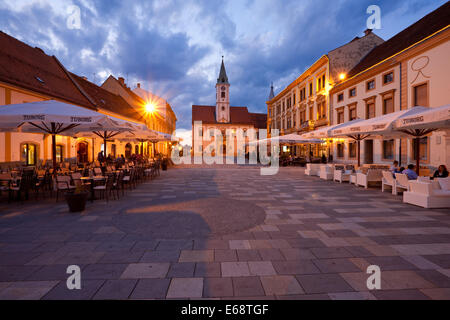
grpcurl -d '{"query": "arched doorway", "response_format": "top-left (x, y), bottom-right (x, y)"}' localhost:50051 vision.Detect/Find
top-left (125, 143), bottom-right (132, 159)
top-left (77, 141), bottom-right (89, 163)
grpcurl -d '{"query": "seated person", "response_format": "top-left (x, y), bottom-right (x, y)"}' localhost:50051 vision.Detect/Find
top-left (390, 160), bottom-right (399, 173)
top-left (433, 165), bottom-right (449, 178)
top-left (402, 164), bottom-right (418, 180)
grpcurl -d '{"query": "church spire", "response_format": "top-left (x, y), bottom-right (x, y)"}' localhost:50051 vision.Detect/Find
top-left (268, 82), bottom-right (275, 100)
top-left (217, 56), bottom-right (229, 84)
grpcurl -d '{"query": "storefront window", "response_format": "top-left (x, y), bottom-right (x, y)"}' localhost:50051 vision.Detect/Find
top-left (56, 145), bottom-right (63, 163)
top-left (21, 143), bottom-right (37, 166)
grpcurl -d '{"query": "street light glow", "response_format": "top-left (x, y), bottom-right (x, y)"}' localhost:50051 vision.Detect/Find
top-left (145, 103), bottom-right (156, 114)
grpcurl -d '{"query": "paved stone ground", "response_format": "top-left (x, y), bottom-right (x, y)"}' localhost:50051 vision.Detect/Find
top-left (0, 166), bottom-right (449, 300)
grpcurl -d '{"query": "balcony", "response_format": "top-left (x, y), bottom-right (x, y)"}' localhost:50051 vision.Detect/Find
top-left (314, 118), bottom-right (329, 128)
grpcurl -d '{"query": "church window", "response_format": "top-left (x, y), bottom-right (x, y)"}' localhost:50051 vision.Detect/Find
top-left (221, 92), bottom-right (225, 98)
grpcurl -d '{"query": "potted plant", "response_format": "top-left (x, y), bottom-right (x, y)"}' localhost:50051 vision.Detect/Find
top-left (65, 183), bottom-right (89, 213)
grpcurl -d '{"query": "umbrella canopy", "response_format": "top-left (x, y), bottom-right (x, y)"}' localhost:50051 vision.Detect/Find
top-left (68, 117), bottom-right (140, 158)
top-left (394, 104), bottom-right (450, 133)
top-left (300, 125), bottom-right (340, 139)
top-left (0, 100), bottom-right (106, 171)
top-left (249, 134), bottom-right (323, 145)
top-left (330, 109), bottom-right (424, 138)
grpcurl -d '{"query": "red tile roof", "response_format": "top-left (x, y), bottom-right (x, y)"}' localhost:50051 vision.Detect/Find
top-left (0, 31), bottom-right (94, 109)
top-left (192, 105), bottom-right (267, 128)
top-left (69, 73), bottom-right (145, 122)
top-left (348, 2), bottom-right (450, 77)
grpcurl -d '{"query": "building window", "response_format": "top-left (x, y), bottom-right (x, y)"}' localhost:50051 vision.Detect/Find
top-left (383, 72), bottom-right (394, 84)
top-left (366, 102), bottom-right (375, 119)
top-left (383, 97), bottom-right (394, 114)
top-left (412, 137), bottom-right (428, 161)
top-left (300, 110), bottom-right (306, 124)
top-left (125, 143), bottom-right (132, 158)
top-left (21, 143), bottom-right (37, 166)
top-left (413, 83), bottom-right (428, 107)
top-left (293, 94), bottom-right (296, 105)
top-left (349, 88), bottom-right (356, 97)
top-left (337, 143), bottom-right (344, 158)
top-left (383, 140), bottom-right (395, 160)
top-left (56, 145), bottom-right (63, 163)
top-left (349, 142), bottom-right (357, 158)
top-left (221, 92), bottom-right (225, 98)
top-left (349, 106), bottom-right (357, 121)
top-left (309, 83), bottom-right (313, 96)
top-left (300, 87), bottom-right (306, 101)
top-left (309, 106), bottom-right (314, 121)
top-left (337, 109), bottom-right (344, 124)
top-left (111, 144), bottom-right (117, 158)
top-left (317, 102), bottom-right (326, 120)
top-left (366, 79), bottom-right (375, 91)
top-left (337, 93), bottom-right (344, 102)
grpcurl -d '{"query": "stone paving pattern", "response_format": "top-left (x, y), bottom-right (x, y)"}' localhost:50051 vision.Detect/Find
top-left (0, 166), bottom-right (449, 300)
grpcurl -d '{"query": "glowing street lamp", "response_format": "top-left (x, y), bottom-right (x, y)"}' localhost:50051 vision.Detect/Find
top-left (339, 73), bottom-right (346, 81)
top-left (145, 103), bottom-right (156, 114)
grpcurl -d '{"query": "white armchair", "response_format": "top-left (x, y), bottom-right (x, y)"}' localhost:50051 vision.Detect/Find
top-left (403, 178), bottom-right (450, 208)
top-left (334, 169), bottom-right (352, 183)
top-left (305, 163), bottom-right (321, 177)
top-left (356, 169), bottom-right (383, 189)
top-left (394, 173), bottom-right (411, 194)
top-left (382, 171), bottom-right (395, 194)
top-left (320, 165), bottom-right (334, 180)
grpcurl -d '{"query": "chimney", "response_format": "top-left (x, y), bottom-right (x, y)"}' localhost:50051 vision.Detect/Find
top-left (364, 29), bottom-right (372, 36)
top-left (137, 83), bottom-right (141, 88)
top-left (118, 77), bottom-right (125, 86)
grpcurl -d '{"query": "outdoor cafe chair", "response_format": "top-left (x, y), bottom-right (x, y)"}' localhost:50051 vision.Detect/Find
top-left (55, 175), bottom-right (75, 202)
top-left (93, 168), bottom-right (103, 176)
top-left (93, 176), bottom-right (114, 202)
top-left (394, 173), bottom-right (411, 194)
top-left (382, 171), bottom-right (396, 194)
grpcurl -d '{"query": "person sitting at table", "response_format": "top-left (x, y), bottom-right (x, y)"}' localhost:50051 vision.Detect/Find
top-left (433, 165), bottom-right (449, 178)
top-left (390, 160), bottom-right (399, 173)
top-left (402, 164), bottom-right (418, 180)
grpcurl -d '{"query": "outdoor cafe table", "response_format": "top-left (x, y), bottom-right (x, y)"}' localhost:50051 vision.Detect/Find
top-left (80, 176), bottom-right (106, 202)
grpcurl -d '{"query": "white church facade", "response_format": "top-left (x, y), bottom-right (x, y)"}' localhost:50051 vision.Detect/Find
top-left (192, 59), bottom-right (267, 157)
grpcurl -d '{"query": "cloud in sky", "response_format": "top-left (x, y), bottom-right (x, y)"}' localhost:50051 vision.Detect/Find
top-left (0, 0), bottom-right (447, 131)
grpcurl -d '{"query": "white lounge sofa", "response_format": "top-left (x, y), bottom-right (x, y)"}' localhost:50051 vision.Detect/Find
top-left (356, 169), bottom-right (383, 189)
top-left (403, 178), bottom-right (450, 208)
top-left (334, 168), bottom-right (352, 183)
top-left (305, 163), bottom-right (321, 177)
top-left (320, 165), bottom-right (334, 180)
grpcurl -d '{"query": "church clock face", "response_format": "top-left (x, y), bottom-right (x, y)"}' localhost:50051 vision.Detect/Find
top-left (221, 86), bottom-right (226, 91)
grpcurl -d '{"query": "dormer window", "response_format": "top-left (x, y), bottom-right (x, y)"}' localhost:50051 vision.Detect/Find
top-left (35, 76), bottom-right (45, 84)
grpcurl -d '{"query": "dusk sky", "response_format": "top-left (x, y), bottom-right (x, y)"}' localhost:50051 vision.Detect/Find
top-left (0, 0), bottom-right (447, 142)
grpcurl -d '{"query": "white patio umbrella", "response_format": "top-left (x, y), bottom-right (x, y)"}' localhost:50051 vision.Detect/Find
top-left (249, 134), bottom-right (323, 145)
top-left (394, 104), bottom-right (450, 132)
top-left (0, 100), bottom-right (106, 171)
top-left (68, 116), bottom-right (139, 157)
top-left (394, 105), bottom-right (450, 173)
top-left (328, 118), bottom-right (370, 167)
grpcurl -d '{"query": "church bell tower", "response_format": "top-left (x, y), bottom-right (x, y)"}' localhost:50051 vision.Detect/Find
top-left (216, 57), bottom-right (230, 123)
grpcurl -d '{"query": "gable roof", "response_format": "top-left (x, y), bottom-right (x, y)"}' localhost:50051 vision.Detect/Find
top-left (0, 31), bottom-right (94, 109)
top-left (69, 73), bottom-right (145, 123)
top-left (348, 2), bottom-right (450, 78)
top-left (192, 105), bottom-right (266, 128)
